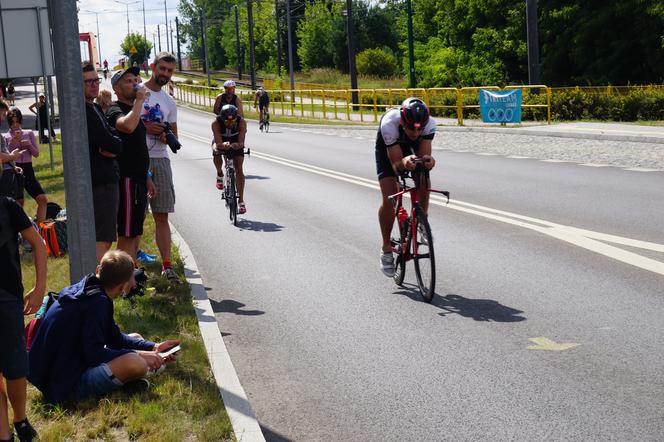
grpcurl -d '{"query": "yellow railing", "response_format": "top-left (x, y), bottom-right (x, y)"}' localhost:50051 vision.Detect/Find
top-left (174, 83), bottom-right (552, 125)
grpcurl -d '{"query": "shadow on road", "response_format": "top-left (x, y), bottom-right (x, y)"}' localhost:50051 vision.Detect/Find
top-left (394, 284), bottom-right (526, 322)
top-left (237, 219), bottom-right (284, 232)
top-left (261, 425), bottom-right (294, 442)
top-left (245, 174), bottom-right (270, 180)
top-left (209, 299), bottom-right (265, 316)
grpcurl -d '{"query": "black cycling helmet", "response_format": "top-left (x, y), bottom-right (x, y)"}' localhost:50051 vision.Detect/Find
top-left (400, 97), bottom-right (430, 130)
top-left (219, 104), bottom-right (239, 123)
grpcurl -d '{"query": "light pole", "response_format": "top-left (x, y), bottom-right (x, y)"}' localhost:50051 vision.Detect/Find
top-left (343, 1), bottom-right (358, 107)
top-left (164, 0), bottom-right (170, 53)
top-left (275, 0), bottom-right (282, 77)
top-left (285, 0), bottom-right (295, 104)
top-left (526, 0), bottom-right (541, 86)
top-left (405, 0), bottom-right (416, 88)
top-left (233, 5), bottom-right (242, 79)
top-left (247, 0), bottom-right (256, 89)
top-left (113, 0), bottom-right (140, 37)
top-left (175, 17), bottom-right (182, 70)
top-left (82, 10), bottom-right (102, 65)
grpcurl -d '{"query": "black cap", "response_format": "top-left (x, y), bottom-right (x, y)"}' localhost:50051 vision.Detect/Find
top-left (111, 66), bottom-right (140, 87)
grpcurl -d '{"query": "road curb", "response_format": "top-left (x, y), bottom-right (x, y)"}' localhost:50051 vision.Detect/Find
top-left (171, 225), bottom-right (266, 442)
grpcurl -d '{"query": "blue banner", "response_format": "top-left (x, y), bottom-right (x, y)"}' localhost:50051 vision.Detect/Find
top-left (479, 89), bottom-right (522, 123)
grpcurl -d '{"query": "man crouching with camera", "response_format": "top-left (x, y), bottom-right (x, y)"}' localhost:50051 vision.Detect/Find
top-left (28, 251), bottom-right (180, 405)
top-left (141, 52), bottom-right (180, 281)
top-left (107, 67), bottom-right (155, 261)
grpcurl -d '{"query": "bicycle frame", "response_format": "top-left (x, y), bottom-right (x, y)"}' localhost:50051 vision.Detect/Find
top-left (389, 169), bottom-right (449, 262)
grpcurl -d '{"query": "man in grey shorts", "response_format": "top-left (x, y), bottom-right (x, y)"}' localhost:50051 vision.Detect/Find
top-left (141, 52), bottom-right (179, 280)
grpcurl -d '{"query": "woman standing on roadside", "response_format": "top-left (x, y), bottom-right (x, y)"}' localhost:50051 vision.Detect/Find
top-left (4, 108), bottom-right (48, 223)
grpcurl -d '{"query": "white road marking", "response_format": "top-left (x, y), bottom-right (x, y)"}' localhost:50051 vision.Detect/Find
top-left (580, 163), bottom-right (611, 168)
top-left (624, 167), bottom-right (661, 172)
top-left (181, 130), bottom-right (664, 276)
top-left (540, 159), bottom-right (570, 163)
top-left (506, 155), bottom-right (532, 159)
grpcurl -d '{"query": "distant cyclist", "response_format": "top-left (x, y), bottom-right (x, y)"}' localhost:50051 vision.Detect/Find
top-left (375, 98), bottom-right (436, 277)
top-left (254, 86), bottom-right (270, 130)
top-left (213, 80), bottom-right (244, 117)
top-left (211, 104), bottom-right (248, 214)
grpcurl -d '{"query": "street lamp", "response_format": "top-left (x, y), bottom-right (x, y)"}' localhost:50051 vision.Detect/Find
top-left (112, 0), bottom-right (140, 36)
top-left (342, 3), bottom-right (358, 107)
top-left (81, 10), bottom-right (102, 65)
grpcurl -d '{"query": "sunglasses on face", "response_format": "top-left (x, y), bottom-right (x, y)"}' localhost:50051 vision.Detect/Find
top-left (84, 78), bottom-right (101, 85)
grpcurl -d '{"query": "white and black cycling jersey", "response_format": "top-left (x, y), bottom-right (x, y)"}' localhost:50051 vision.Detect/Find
top-left (375, 108), bottom-right (436, 152)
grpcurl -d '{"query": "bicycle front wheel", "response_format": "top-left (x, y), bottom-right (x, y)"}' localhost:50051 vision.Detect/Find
top-left (413, 208), bottom-right (435, 302)
top-left (228, 168), bottom-right (237, 224)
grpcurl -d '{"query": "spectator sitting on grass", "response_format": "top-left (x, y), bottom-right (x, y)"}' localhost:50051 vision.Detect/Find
top-left (0, 195), bottom-right (47, 442)
top-left (28, 250), bottom-right (180, 405)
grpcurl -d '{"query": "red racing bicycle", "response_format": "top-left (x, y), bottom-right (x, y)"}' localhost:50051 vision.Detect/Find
top-left (389, 160), bottom-right (449, 302)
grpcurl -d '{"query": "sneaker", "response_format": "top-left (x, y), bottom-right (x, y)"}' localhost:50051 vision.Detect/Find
top-left (13, 419), bottom-right (37, 442)
top-left (216, 175), bottom-right (224, 190)
top-left (380, 251), bottom-right (395, 277)
top-left (238, 202), bottom-right (246, 214)
top-left (136, 250), bottom-right (157, 263)
top-left (161, 267), bottom-right (179, 282)
top-left (122, 378), bottom-right (150, 394)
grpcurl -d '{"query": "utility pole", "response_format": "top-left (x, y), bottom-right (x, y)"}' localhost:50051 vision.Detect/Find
top-left (526, 0), bottom-right (541, 86)
top-left (345, 0), bottom-right (358, 107)
top-left (247, 0), bottom-right (256, 89)
top-left (233, 5), bottom-right (242, 79)
top-left (176, 17), bottom-right (182, 70)
top-left (153, 32), bottom-right (157, 54)
top-left (275, 0), bottom-right (281, 77)
top-left (158, 24), bottom-right (162, 52)
top-left (164, 0), bottom-right (170, 52)
top-left (170, 21), bottom-right (174, 56)
top-left (285, 0), bottom-right (295, 103)
top-left (200, 7), bottom-right (211, 85)
top-left (50, 0), bottom-right (97, 281)
top-left (143, 0), bottom-right (148, 70)
top-left (406, 0), bottom-right (416, 88)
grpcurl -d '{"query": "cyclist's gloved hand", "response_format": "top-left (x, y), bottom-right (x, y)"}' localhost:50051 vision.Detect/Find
top-left (403, 155), bottom-right (417, 171)
top-left (422, 155), bottom-right (435, 170)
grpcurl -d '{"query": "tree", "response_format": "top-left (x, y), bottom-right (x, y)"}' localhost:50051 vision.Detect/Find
top-left (120, 33), bottom-right (153, 67)
top-left (296, 0), bottom-right (341, 70)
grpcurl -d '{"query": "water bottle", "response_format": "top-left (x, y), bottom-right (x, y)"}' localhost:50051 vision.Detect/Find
top-left (398, 207), bottom-right (408, 233)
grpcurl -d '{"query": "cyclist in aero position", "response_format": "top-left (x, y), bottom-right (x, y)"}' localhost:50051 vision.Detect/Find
top-left (254, 86), bottom-right (270, 130)
top-left (211, 104), bottom-right (248, 214)
top-left (376, 98), bottom-right (436, 277)
top-left (213, 80), bottom-right (244, 117)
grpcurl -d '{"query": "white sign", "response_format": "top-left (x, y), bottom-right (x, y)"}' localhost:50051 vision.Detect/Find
top-left (0, 0), bottom-right (54, 78)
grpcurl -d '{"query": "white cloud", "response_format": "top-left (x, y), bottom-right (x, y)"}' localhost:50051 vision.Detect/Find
top-left (77, 0), bottom-right (184, 66)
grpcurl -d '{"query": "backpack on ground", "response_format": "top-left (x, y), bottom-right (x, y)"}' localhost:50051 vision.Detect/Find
top-left (39, 219), bottom-right (67, 257)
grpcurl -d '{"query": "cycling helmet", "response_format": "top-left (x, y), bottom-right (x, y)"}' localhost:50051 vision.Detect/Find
top-left (219, 104), bottom-right (239, 123)
top-left (223, 80), bottom-right (236, 88)
top-left (400, 97), bottom-right (429, 130)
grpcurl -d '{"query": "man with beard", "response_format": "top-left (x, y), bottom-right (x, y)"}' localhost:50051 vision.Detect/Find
top-left (141, 52), bottom-right (179, 281)
top-left (106, 67), bottom-right (156, 260)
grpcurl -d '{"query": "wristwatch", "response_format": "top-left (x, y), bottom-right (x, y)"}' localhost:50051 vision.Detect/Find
top-left (147, 170), bottom-right (153, 178)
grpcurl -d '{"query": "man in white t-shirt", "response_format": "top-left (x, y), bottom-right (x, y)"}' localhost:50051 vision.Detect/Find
top-left (141, 52), bottom-right (179, 281)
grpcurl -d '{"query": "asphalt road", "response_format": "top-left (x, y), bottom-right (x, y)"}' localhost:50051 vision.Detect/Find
top-left (170, 107), bottom-right (664, 441)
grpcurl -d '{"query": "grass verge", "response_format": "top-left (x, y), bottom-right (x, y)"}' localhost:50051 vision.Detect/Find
top-left (19, 142), bottom-right (234, 441)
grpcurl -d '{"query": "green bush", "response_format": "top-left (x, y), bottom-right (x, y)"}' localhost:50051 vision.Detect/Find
top-left (551, 88), bottom-right (664, 121)
top-left (356, 48), bottom-right (398, 79)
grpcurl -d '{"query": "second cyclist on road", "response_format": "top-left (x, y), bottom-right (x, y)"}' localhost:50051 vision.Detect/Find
top-left (375, 98), bottom-right (437, 277)
top-left (254, 86), bottom-right (270, 130)
top-left (211, 104), bottom-right (247, 214)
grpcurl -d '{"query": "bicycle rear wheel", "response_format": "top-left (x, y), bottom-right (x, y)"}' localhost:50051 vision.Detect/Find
top-left (392, 217), bottom-right (407, 286)
top-left (413, 208), bottom-right (435, 302)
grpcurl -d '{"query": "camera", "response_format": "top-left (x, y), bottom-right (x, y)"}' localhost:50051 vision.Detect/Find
top-left (163, 122), bottom-right (181, 154)
top-left (124, 268), bottom-right (148, 304)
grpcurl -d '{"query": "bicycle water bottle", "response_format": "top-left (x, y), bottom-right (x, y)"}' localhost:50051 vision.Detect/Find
top-left (398, 207), bottom-right (408, 233)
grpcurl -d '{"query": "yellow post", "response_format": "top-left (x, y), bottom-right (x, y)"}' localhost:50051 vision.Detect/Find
top-left (456, 88), bottom-right (463, 125)
top-left (300, 90), bottom-right (304, 117)
top-left (372, 89), bottom-right (378, 122)
top-left (310, 90), bottom-right (315, 117)
top-left (346, 90), bottom-right (351, 121)
top-left (321, 90), bottom-right (327, 119)
top-left (547, 87), bottom-right (551, 125)
top-left (388, 89), bottom-right (393, 108)
top-left (423, 89), bottom-right (430, 107)
top-left (333, 90), bottom-right (338, 119)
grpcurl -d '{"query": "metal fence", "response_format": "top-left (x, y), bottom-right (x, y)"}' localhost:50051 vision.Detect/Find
top-left (175, 83), bottom-right (554, 124)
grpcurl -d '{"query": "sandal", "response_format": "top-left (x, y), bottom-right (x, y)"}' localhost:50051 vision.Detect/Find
top-left (215, 175), bottom-right (224, 190)
top-left (238, 202), bottom-right (246, 214)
